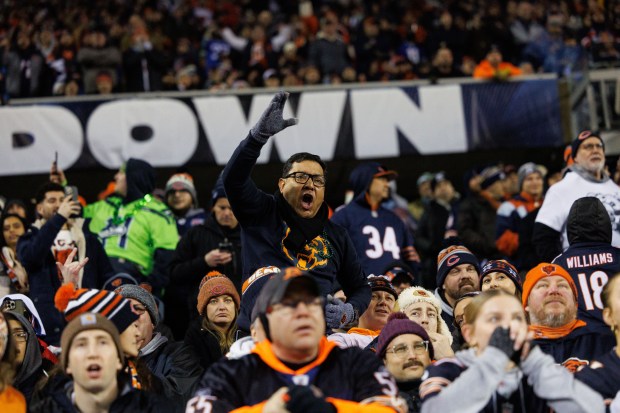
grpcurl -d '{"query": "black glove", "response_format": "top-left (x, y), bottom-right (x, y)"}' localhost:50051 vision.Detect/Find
top-left (286, 385), bottom-right (336, 413)
top-left (250, 91), bottom-right (298, 143)
top-left (487, 326), bottom-right (518, 361)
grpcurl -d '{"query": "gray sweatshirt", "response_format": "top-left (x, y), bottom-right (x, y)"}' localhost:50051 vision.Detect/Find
top-left (420, 346), bottom-right (604, 413)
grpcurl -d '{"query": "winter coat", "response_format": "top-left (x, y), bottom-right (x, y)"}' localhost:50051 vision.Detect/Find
top-left (17, 215), bottom-right (113, 345)
top-left (139, 333), bottom-right (203, 411)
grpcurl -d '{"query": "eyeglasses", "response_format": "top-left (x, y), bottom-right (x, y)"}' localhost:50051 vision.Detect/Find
top-left (385, 341), bottom-right (429, 358)
top-left (581, 142), bottom-right (604, 151)
top-left (268, 297), bottom-right (325, 315)
top-left (283, 172), bottom-right (326, 187)
top-left (11, 331), bottom-right (28, 343)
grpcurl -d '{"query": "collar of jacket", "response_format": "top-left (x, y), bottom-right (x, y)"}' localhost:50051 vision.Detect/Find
top-left (251, 337), bottom-right (337, 375)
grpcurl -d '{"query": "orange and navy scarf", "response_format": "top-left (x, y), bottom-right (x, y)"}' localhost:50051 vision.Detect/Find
top-left (529, 319), bottom-right (586, 340)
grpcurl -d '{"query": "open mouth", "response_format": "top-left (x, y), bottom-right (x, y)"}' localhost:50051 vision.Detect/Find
top-left (86, 364), bottom-right (102, 378)
top-left (301, 193), bottom-right (314, 210)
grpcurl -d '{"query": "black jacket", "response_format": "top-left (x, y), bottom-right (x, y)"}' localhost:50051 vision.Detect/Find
top-left (183, 318), bottom-right (232, 371)
top-left (187, 338), bottom-right (402, 412)
top-left (140, 333), bottom-right (204, 411)
top-left (17, 215), bottom-right (113, 345)
top-left (457, 193), bottom-right (500, 260)
top-left (167, 214), bottom-right (241, 338)
top-left (415, 199), bottom-right (459, 289)
top-left (170, 213), bottom-right (242, 292)
top-left (397, 379), bottom-right (422, 413)
top-left (30, 377), bottom-right (174, 413)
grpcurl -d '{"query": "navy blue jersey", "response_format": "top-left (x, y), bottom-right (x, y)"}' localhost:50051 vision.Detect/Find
top-left (186, 339), bottom-right (402, 413)
top-left (576, 349), bottom-right (620, 402)
top-left (552, 242), bottom-right (620, 331)
top-left (331, 196), bottom-right (418, 276)
top-left (533, 324), bottom-right (614, 370)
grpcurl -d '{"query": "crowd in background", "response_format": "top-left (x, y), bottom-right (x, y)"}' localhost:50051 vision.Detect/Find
top-left (1, 0), bottom-right (620, 100)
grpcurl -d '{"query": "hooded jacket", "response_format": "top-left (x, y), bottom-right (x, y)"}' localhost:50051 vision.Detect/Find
top-left (420, 346), bottom-right (604, 413)
top-left (5, 311), bottom-right (46, 403)
top-left (332, 162), bottom-right (418, 276)
top-left (552, 196), bottom-right (620, 333)
top-left (125, 158), bottom-right (156, 204)
top-left (84, 158), bottom-right (178, 294)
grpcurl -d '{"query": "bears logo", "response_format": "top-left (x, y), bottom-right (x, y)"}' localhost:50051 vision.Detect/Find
top-left (561, 357), bottom-right (589, 373)
top-left (541, 264), bottom-right (556, 275)
top-left (282, 228), bottom-right (332, 271)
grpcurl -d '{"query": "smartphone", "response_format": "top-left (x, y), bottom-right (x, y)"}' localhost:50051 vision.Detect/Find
top-left (51, 151), bottom-right (59, 176)
top-left (218, 240), bottom-right (233, 253)
top-left (64, 185), bottom-right (79, 202)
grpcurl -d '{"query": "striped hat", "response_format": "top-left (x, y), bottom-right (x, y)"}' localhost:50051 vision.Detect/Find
top-left (55, 283), bottom-right (138, 333)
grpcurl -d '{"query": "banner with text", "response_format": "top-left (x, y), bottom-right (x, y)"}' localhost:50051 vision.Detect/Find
top-left (0, 79), bottom-right (563, 176)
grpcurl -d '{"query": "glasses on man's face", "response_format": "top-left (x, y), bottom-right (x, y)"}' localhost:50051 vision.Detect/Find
top-left (385, 341), bottom-right (429, 358)
top-left (581, 142), bottom-right (604, 152)
top-left (268, 297), bottom-right (325, 315)
top-left (11, 331), bottom-right (28, 343)
top-left (283, 172), bottom-right (326, 187)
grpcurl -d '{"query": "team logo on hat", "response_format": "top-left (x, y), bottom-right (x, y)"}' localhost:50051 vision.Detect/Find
top-left (447, 255), bottom-right (460, 266)
top-left (578, 130), bottom-right (592, 141)
top-left (414, 289), bottom-right (429, 297)
top-left (542, 265), bottom-right (556, 275)
top-left (79, 313), bottom-right (97, 325)
top-left (210, 285), bottom-right (228, 295)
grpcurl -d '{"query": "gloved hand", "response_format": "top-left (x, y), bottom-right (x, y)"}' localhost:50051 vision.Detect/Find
top-left (325, 295), bottom-right (355, 329)
top-left (250, 91), bottom-right (298, 143)
top-left (286, 385), bottom-right (336, 413)
top-left (487, 326), bottom-right (518, 361)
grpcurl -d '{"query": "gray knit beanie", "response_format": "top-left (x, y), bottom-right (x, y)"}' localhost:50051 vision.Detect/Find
top-left (114, 284), bottom-right (159, 326)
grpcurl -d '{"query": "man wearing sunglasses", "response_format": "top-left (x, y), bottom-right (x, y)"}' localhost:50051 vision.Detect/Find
top-left (222, 91), bottom-right (370, 333)
top-left (377, 312), bottom-right (434, 413)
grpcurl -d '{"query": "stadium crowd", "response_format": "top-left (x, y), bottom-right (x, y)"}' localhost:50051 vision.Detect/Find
top-left (1, 89), bottom-right (620, 412)
top-left (1, 0), bottom-right (620, 100)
